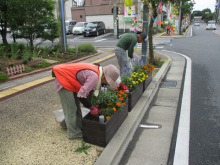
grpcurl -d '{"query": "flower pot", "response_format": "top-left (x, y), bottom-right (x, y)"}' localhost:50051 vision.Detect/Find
top-left (143, 72), bottom-right (152, 92)
top-left (128, 81), bottom-right (144, 112)
top-left (82, 104), bottom-right (128, 147)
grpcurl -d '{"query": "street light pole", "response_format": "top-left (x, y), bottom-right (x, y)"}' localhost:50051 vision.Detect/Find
top-left (142, 3), bottom-right (149, 64)
top-left (178, 1), bottom-right (182, 35)
top-left (58, 0), bottom-right (67, 52)
top-left (113, 0), bottom-right (118, 39)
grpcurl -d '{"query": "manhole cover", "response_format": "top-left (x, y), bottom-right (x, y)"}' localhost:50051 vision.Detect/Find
top-left (160, 80), bottom-right (177, 88)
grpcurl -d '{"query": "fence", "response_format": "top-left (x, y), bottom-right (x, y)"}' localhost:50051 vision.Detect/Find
top-left (28, 57), bottom-right (43, 67)
top-left (6, 57), bottom-right (43, 76)
top-left (6, 64), bottom-right (25, 76)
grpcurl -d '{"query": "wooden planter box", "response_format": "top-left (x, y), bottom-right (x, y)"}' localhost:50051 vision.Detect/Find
top-left (82, 104), bottom-right (128, 147)
top-left (128, 82), bottom-right (144, 112)
top-left (143, 72), bottom-right (152, 92)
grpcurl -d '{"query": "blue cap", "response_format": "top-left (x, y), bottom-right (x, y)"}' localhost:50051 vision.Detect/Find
top-left (140, 32), bottom-right (147, 40)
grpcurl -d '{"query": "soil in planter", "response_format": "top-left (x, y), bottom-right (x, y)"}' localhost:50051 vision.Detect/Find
top-left (84, 113), bottom-right (100, 122)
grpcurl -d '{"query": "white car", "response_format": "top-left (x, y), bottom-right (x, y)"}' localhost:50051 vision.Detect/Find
top-left (73, 22), bottom-right (87, 35)
top-left (206, 20), bottom-right (216, 30)
top-left (194, 21), bottom-right (200, 26)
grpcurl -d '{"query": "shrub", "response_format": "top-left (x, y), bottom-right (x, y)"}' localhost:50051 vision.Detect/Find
top-left (77, 43), bottom-right (95, 53)
top-left (24, 66), bottom-right (33, 73)
top-left (0, 72), bottom-right (9, 81)
top-left (157, 27), bottom-right (164, 33)
top-left (22, 59), bottom-right (28, 64)
top-left (34, 60), bottom-right (51, 68)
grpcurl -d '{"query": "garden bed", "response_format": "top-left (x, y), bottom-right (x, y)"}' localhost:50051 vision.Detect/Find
top-left (0, 42), bottom-right (98, 81)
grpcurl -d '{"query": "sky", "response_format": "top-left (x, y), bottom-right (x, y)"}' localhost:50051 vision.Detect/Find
top-left (193, 0), bottom-right (216, 12)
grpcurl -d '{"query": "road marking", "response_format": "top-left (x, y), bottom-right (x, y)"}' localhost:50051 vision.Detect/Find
top-left (162, 50), bottom-right (192, 165)
top-left (0, 53), bottom-right (116, 99)
top-left (212, 30), bottom-right (220, 35)
top-left (95, 33), bottom-right (112, 39)
top-left (94, 39), bottom-right (107, 42)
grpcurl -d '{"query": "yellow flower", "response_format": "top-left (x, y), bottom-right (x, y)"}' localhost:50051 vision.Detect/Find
top-left (106, 116), bottom-right (110, 120)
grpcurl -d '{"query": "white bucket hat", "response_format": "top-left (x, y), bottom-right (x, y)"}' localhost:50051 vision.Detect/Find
top-left (103, 64), bottom-right (120, 88)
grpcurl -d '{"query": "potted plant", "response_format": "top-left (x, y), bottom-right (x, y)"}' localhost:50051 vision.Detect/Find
top-left (82, 89), bottom-right (128, 147)
top-left (121, 61), bottom-right (155, 111)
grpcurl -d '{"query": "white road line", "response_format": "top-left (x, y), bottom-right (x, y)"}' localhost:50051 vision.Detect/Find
top-left (94, 39), bottom-right (107, 42)
top-left (162, 50), bottom-right (192, 165)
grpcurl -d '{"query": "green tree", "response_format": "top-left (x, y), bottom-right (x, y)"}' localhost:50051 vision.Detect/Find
top-left (0, 0), bottom-right (10, 44)
top-left (202, 8), bottom-right (214, 21)
top-left (1, 0), bottom-right (59, 47)
top-left (173, 0), bottom-right (194, 35)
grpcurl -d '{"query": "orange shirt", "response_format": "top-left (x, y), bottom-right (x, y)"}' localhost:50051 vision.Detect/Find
top-left (52, 63), bottom-right (99, 92)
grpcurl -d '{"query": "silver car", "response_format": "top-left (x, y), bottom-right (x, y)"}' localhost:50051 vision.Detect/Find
top-left (65, 20), bottom-right (76, 34)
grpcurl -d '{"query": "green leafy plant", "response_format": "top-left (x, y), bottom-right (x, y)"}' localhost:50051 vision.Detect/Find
top-left (10, 43), bottom-right (20, 59)
top-left (34, 60), bottom-right (51, 69)
top-left (42, 46), bottom-right (51, 57)
top-left (77, 43), bottom-right (95, 53)
top-left (24, 66), bottom-right (33, 73)
top-left (0, 46), bottom-right (9, 59)
top-left (121, 61), bottom-right (155, 92)
top-left (16, 54), bottom-right (22, 60)
top-left (32, 48), bottom-right (41, 59)
top-left (90, 89), bottom-right (128, 121)
top-left (75, 140), bottom-right (91, 155)
top-left (22, 59), bottom-right (28, 64)
top-left (23, 46), bottom-right (31, 60)
top-left (0, 72), bottom-right (9, 81)
top-left (52, 49), bottom-right (60, 58)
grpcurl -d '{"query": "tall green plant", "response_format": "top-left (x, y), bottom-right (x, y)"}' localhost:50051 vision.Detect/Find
top-left (10, 43), bottom-right (20, 59)
top-left (23, 46), bottom-right (31, 60)
top-left (43, 46), bottom-right (51, 57)
top-left (0, 46), bottom-right (9, 59)
top-left (32, 48), bottom-right (41, 59)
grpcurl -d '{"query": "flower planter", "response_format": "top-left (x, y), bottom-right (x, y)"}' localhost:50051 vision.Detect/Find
top-left (82, 104), bottom-right (128, 147)
top-left (128, 81), bottom-right (144, 112)
top-left (143, 72), bottom-right (152, 92)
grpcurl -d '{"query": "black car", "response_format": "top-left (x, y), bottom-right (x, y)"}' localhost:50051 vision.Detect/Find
top-left (83, 21), bottom-right (106, 37)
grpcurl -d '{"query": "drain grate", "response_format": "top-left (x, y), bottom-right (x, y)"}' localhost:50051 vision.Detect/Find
top-left (160, 80), bottom-right (177, 88)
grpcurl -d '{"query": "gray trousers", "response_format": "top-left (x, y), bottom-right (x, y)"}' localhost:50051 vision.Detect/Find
top-left (58, 88), bottom-right (82, 139)
top-left (115, 47), bottom-right (129, 74)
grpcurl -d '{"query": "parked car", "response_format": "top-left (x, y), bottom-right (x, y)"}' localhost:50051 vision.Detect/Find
top-left (83, 21), bottom-right (106, 36)
top-left (194, 21), bottom-right (200, 26)
top-left (73, 22), bottom-right (87, 35)
top-left (65, 20), bottom-right (76, 34)
top-left (206, 20), bottom-right (216, 30)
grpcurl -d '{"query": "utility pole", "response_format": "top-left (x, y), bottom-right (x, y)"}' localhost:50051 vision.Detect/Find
top-left (178, 1), bottom-right (182, 35)
top-left (57, 0), bottom-right (67, 52)
top-left (142, 3), bottom-right (149, 64)
top-left (113, 0), bottom-right (118, 39)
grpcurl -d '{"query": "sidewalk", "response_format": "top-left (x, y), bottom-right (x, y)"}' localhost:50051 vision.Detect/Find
top-left (0, 48), bottom-right (186, 164)
top-left (95, 50), bottom-right (186, 165)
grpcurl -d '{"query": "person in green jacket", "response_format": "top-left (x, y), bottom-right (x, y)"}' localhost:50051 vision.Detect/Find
top-left (115, 32), bottom-right (147, 74)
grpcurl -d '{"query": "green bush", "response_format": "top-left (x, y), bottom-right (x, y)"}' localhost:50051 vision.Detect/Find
top-left (0, 72), bottom-right (9, 81)
top-left (77, 43), bottom-right (95, 53)
top-left (157, 27), bottom-right (164, 33)
top-left (34, 60), bottom-right (51, 68)
top-left (24, 66), bottom-right (33, 73)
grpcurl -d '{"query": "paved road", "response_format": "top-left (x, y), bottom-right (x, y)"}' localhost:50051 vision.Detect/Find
top-left (164, 23), bottom-right (220, 165)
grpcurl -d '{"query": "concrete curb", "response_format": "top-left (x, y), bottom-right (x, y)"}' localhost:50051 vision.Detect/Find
top-left (95, 55), bottom-right (172, 165)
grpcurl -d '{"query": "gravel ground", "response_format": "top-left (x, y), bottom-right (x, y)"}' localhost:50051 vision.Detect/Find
top-left (0, 82), bottom-right (103, 164)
